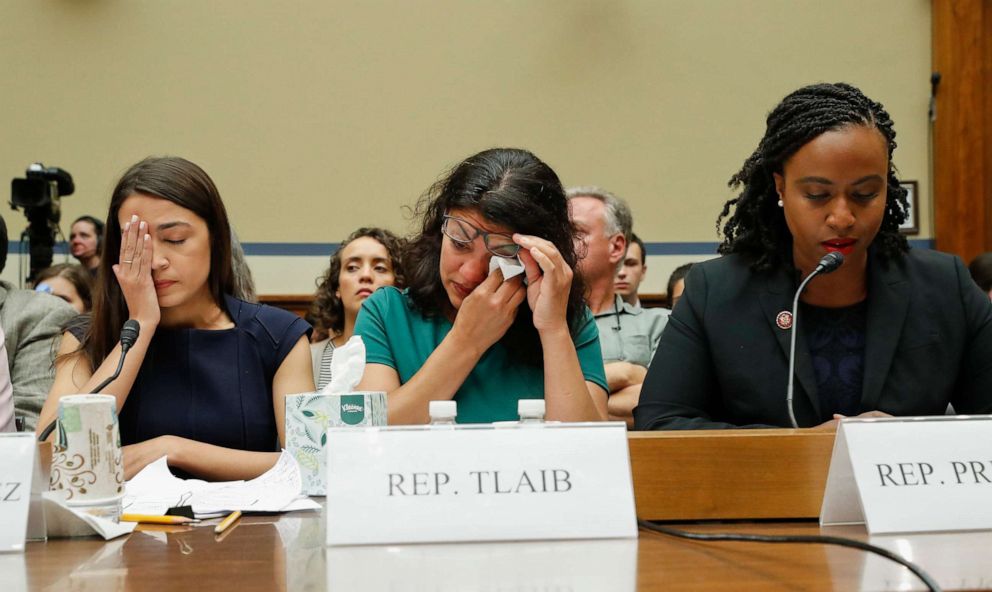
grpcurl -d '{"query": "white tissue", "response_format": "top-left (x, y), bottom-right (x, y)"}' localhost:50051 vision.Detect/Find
top-left (322, 335), bottom-right (366, 395)
top-left (488, 255), bottom-right (526, 281)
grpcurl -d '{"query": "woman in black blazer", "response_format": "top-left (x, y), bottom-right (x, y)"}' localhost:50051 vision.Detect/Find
top-left (634, 83), bottom-right (992, 431)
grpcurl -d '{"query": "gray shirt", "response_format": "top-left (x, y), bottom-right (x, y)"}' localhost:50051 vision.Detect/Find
top-left (0, 281), bottom-right (77, 430)
top-left (593, 295), bottom-right (669, 367)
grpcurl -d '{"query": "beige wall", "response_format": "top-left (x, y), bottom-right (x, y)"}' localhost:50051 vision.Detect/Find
top-left (1, 1), bottom-right (932, 293)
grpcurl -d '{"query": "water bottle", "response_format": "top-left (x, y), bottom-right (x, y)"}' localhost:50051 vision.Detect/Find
top-left (517, 399), bottom-right (546, 424)
top-left (429, 400), bottom-right (457, 426)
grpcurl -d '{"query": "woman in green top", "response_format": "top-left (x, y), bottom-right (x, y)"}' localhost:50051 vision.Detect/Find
top-left (355, 148), bottom-right (608, 424)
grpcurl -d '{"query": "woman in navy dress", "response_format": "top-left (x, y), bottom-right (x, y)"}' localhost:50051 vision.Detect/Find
top-left (39, 157), bottom-right (314, 480)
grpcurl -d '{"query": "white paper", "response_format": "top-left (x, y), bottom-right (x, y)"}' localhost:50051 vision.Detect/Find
top-left (489, 255), bottom-right (525, 281)
top-left (821, 415), bottom-right (992, 534)
top-left (123, 450), bottom-right (319, 518)
top-left (0, 434), bottom-right (36, 552)
top-left (42, 491), bottom-right (135, 540)
top-left (326, 422), bottom-right (637, 546)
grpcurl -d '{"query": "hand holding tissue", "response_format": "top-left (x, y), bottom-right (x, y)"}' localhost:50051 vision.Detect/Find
top-left (489, 254), bottom-right (526, 282)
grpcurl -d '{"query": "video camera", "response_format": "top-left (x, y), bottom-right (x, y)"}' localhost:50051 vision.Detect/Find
top-left (9, 163), bottom-right (74, 283)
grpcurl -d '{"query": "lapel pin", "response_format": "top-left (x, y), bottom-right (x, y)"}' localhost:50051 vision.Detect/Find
top-left (776, 311), bottom-right (793, 330)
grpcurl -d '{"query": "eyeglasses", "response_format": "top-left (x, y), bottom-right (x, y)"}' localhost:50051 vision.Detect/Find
top-left (441, 215), bottom-right (521, 258)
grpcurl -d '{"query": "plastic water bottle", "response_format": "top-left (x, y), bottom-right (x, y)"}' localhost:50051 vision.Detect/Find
top-left (429, 400), bottom-right (457, 426)
top-left (518, 399), bottom-right (546, 424)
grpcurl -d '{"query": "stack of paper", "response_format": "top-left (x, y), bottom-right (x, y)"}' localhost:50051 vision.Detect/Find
top-left (123, 450), bottom-right (321, 518)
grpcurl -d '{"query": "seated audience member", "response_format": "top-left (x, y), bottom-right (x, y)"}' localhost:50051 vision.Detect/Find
top-left (70, 215), bottom-right (105, 275)
top-left (34, 263), bottom-right (93, 313)
top-left (310, 228), bottom-right (405, 389)
top-left (969, 252), bottom-right (992, 300)
top-left (1, 325), bottom-right (14, 432)
top-left (635, 83), bottom-right (992, 431)
top-left (666, 262), bottom-right (694, 310)
top-left (567, 187), bottom-right (668, 426)
top-left (615, 233), bottom-right (648, 307)
top-left (355, 148), bottom-right (608, 424)
top-left (38, 157), bottom-right (314, 480)
top-left (230, 229), bottom-right (258, 302)
top-left (0, 215), bottom-right (77, 431)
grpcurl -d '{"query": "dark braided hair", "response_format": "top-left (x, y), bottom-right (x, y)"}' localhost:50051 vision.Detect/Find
top-left (718, 82), bottom-right (910, 273)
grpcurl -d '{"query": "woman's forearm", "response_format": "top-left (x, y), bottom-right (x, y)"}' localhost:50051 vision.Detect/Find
top-left (540, 327), bottom-right (607, 421)
top-left (381, 331), bottom-right (485, 424)
top-left (169, 437), bottom-right (281, 481)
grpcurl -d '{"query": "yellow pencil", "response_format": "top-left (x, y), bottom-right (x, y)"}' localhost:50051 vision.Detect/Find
top-left (121, 514), bottom-right (200, 525)
top-left (214, 510), bottom-right (242, 535)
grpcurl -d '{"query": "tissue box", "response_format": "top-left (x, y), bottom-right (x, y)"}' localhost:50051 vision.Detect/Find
top-left (286, 392), bottom-right (387, 495)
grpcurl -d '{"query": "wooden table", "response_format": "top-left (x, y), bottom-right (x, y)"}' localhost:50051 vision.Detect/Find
top-left (15, 512), bottom-right (992, 591)
top-left (14, 430), bottom-right (992, 590)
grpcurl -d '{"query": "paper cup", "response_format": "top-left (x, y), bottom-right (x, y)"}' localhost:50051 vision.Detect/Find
top-left (49, 395), bottom-right (125, 518)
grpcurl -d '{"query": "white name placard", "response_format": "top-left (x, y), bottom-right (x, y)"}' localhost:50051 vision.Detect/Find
top-left (325, 422), bottom-right (637, 546)
top-left (821, 415), bottom-right (992, 534)
top-left (0, 434), bottom-right (37, 552)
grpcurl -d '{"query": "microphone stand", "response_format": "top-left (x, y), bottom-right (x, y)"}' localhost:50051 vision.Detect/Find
top-left (37, 320), bottom-right (141, 441)
top-left (786, 253), bottom-right (844, 428)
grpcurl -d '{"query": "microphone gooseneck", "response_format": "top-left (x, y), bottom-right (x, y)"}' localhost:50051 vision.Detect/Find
top-left (37, 320), bottom-right (142, 442)
top-left (786, 252), bottom-right (845, 429)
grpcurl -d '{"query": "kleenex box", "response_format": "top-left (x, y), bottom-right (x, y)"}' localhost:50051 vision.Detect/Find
top-left (285, 391), bottom-right (387, 495)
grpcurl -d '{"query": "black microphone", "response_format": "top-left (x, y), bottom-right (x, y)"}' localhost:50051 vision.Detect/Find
top-left (38, 320), bottom-right (141, 441)
top-left (786, 252), bottom-right (845, 428)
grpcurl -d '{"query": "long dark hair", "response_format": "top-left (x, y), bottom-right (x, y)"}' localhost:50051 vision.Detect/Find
top-left (718, 82), bottom-right (910, 273)
top-left (81, 156), bottom-right (234, 367)
top-left (405, 147), bottom-right (586, 366)
top-left (310, 227), bottom-right (407, 342)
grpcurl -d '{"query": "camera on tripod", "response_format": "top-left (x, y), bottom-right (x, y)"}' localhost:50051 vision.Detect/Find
top-left (9, 163), bottom-right (74, 283)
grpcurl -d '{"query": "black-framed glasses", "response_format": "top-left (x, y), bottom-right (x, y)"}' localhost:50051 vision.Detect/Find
top-left (441, 215), bottom-right (521, 258)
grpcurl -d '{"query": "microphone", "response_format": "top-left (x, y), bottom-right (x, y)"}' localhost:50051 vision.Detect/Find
top-left (786, 252), bottom-right (844, 428)
top-left (38, 320), bottom-right (141, 441)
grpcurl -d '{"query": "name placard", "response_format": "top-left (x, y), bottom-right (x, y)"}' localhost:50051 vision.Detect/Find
top-left (821, 416), bottom-right (992, 534)
top-left (0, 434), bottom-right (37, 552)
top-left (325, 422), bottom-right (637, 546)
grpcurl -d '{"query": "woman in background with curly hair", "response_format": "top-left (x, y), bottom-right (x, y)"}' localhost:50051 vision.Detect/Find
top-left (309, 228), bottom-right (405, 389)
top-left (634, 82), bottom-right (992, 431)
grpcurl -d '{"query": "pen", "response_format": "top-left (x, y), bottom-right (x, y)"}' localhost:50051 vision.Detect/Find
top-left (214, 510), bottom-right (242, 535)
top-left (121, 514), bottom-right (201, 525)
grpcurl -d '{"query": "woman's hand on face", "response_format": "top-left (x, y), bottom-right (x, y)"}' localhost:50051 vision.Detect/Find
top-left (514, 234), bottom-right (572, 334)
top-left (113, 215), bottom-right (160, 328)
top-left (450, 269), bottom-right (526, 354)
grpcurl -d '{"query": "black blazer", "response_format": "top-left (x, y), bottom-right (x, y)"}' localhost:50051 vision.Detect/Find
top-left (633, 248), bottom-right (992, 430)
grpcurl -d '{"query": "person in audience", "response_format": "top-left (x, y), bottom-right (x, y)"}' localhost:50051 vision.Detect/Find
top-left (33, 263), bottom-right (92, 313)
top-left (567, 186), bottom-right (668, 426)
top-left (635, 82), bottom-right (992, 431)
top-left (615, 233), bottom-right (647, 307)
top-left (69, 215), bottom-right (105, 275)
top-left (310, 228), bottom-right (405, 390)
top-left (666, 262), bottom-right (694, 310)
top-left (969, 252), bottom-right (992, 300)
top-left (38, 156), bottom-right (314, 480)
top-left (355, 148), bottom-right (607, 424)
top-left (0, 215), bottom-right (78, 431)
top-left (230, 229), bottom-right (258, 302)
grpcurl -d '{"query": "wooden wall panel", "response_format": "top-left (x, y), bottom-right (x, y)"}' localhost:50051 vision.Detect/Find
top-left (932, 0), bottom-right (992, 261)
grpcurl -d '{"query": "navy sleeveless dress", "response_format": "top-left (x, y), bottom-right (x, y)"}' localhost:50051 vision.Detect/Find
top-left (75, 296), bottom-right (311, 452)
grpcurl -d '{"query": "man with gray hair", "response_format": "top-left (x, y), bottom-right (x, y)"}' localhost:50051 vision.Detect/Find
top-left (567, 186), bottom-right (668, 427)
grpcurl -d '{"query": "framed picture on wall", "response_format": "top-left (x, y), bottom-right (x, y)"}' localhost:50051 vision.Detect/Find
top-left (899, 180), bottom-right (919, 235)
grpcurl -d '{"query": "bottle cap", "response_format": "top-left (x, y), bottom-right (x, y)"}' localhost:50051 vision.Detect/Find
top-left (429, 400), bottom-right (457, 420)
top-left (517, 399), bottom-right (546, 419)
